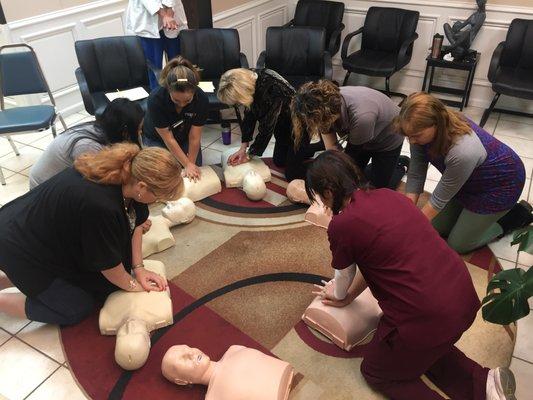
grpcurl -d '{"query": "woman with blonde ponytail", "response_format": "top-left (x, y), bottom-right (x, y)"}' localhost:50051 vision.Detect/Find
top-left (0, 143), bottom-right (183, 326)
top-left (143, 56), bottom-right (209, 181)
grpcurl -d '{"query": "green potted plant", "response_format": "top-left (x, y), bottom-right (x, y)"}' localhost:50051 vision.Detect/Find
top-left (482, 226), bottom-right (533, 325)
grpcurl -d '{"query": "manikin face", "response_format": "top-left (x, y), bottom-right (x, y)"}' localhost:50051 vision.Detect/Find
top-left (162, 197), bottom-right (196, 224)
top-left (402, 124), bottom-right (436, 146)
top-left (162, 345), bottom-right (211, 385)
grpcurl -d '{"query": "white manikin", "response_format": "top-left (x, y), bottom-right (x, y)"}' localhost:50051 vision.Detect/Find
top-left (222, 148), bottom-right (271, 188)
top-left (182, 166), bottom-right (222, 201)
top-left (286, 179), bottom-right (332, 228)
top-left (99, 260), bottom-right (173, 370)
top-left (162, 344), bottom-right (294, 400)
top-left (302, 288), bottom-right (383, 351)
top-left (242, 170), bottom-right (267, 201)
top-left (142, 198), bottom-right (196, 258)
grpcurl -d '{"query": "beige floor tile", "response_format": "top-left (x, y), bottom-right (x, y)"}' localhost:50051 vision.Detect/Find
top-left (0, 137), bottom-right (27, 158)
top-left (498, 258), bottom-right (517, 270)
top-left (517, 251), bottom-right (533, 269)
top-left (200, 126), bottom-right (222, 148)
top-left (499, 112), bottom-right (533, 126)
top-left (0, 328), bottom-right (11, 346)
top-left (63, 113), bottom-right (88, 128)
top-left (0, 146), bottom-right (43, 173)
top-left (0, 173), bottom-right (30, 204)
top-left (494, 119), bottom-right (533, 142)
top-left (424, 179), bottom-right (438, 194)
top-left (489, 233), bottom-right (520, 263)
top-left (201, 147), bottom-right (222, 167)
top-left (0, 337), bottom-right (59, 400)
top-left (10, 131), bottom-right (51, 146)
top-left (519, 178), bottom-right (531, 202)
top-left (207, 134), bottom-right (241, 152)
top-left (462, 106), bottom-right (499, 134)
top-left (509, 357), bottom-right (533, 400)
top-left (521, 157), bottom-right (533, 179)
top-left (18, 166), bottom-right (31, 177)
top-left (17, 322), bottom-right (65, 363)
top-left (26, 366), bottom-right (87, 400)
top-left (513, 311), bottom-right (533, 362)
top-left (494, 134), bottom-right (533, 159)
top-left (29, 134), bottom-right (55, 151)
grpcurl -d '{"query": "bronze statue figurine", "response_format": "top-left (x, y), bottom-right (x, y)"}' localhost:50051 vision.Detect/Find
top-left (443, 0), bottom-right (486, 60)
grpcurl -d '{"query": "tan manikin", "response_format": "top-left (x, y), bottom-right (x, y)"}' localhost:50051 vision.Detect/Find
top-left (142, 197), bottom-right (196, 258)
top-left (162, 345), bottom-right (294, 400)
top-left (181, 166), bottom-right (222, 202)
top-left (99, 260), bottom-right (173, 370)
top-left (242, 170), bottom-right (267, 201)
top-left (286, 179), bottom-right (333, 229)
top-left (222, 148), bottom-right (271, 188)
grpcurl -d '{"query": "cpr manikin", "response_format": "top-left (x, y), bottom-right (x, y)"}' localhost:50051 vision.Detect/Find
top-left (142, 198), bottom-right (196, 257)
top-left (162, 345), bottom-right (294, 400)
top-left (286, 179), bottom-right (333, 229)
top-left (242, 170), bottom-right (267, 201)
top-left (99, 260), bottom-right (173, 370)
top-left (182, 166), bottom-right (222, 201)
top-left (303, 268), bottom-right (382, 351)
top-left (222, 148), bottom-right (271, 188)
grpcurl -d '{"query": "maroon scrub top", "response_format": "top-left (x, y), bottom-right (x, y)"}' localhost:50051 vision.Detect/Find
top-left (327, 188), bottom-right (480, 347)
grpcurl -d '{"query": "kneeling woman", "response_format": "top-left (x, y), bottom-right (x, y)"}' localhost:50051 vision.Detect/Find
top-left (0, 143), bottom-right (183, 325)
top-left (308, 150), bottom-right (515, 400)
top-left (396, 92), bottom-right (531, 254)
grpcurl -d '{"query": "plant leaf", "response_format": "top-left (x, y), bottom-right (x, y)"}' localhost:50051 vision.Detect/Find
top-left (512, 227), bottom-right (533, 254)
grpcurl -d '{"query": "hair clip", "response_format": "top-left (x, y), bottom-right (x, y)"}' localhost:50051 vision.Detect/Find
top-left (177, 78), bottom-right (188, 82)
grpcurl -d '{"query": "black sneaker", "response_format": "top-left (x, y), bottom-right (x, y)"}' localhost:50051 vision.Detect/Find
top-left (497, 200), bottom-right (533, 238)
top-left (398, 155), bottom-right (411, 174)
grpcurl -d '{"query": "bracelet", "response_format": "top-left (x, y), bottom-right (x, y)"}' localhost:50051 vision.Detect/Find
top-left (132, 263), bottom-right (144, 270)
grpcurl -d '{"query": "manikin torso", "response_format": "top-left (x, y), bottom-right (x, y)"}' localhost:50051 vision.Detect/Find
top-left (206, 345), bottom-right (293, 400)
top-left (222, 148), bottom-right (271, 188)
top-left (181, 166), bottom-right (222, 201)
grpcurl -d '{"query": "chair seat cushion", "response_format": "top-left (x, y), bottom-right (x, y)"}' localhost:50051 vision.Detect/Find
top-left (0, 105), bottom-right (56, 134)
top-left (206, 92), bottom-right (231, 111)
top-left (492, 67), bottom-right (533, 100)
top-left (342, 49), bottom-right (398, 77)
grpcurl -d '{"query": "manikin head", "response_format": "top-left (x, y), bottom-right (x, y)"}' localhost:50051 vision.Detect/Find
top-left (162, 345), bottom-right (213, 386)
top-left (115, 319), bottom-right (151, 370)
top-left (286, 179), bottom-right (310, 204)
top-left (162, 197), bottom-right (196, 225)
top-left (242, 170), bottom-right (266, 201)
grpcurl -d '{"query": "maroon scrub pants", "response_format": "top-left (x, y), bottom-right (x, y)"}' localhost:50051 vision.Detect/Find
top-left (361, 328), bottom-right (489, 399)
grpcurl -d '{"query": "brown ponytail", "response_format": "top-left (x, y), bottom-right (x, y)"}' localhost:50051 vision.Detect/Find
top-left (74, 143), bottom-right (184, 201)
top-left (159, 56), bottom-right (201, 92)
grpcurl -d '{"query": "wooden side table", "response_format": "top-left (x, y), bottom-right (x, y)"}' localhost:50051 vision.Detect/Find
top-left (421, 52), bottom-right (479, 111)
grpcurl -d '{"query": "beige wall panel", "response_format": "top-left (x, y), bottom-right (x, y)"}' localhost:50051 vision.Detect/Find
top-left (213, 0), bottom-right (251, 14)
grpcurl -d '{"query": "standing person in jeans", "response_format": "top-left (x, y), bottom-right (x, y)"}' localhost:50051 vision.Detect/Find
top-left (290, 80), bottom-right (409, 186)
top-left (396, 92), bottom-right (532, 254)
top-left (308, 150), bottom-right (516, 400)
top-left (217, 68), bottom-right (296, 175)
top-left (0, 144), bottom-right (183, 326)
top-left (124, 0), bottom-right (188, 89)
top-left (142, 56), bottom-right (208, 181)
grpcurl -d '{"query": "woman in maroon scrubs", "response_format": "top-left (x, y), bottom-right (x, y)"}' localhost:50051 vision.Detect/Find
top-left (308, 150), bottom-right (515, 400)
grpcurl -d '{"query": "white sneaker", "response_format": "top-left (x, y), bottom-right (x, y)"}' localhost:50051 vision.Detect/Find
top-left (486, 367), bottom-right (516, 400)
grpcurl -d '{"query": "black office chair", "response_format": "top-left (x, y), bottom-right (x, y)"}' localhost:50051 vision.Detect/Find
top-left (480, 18), bottom-right (533, 127)
top-left (179, 28), bottom-right (248, 128)
top-left (282, 0), bottom-right (345, 57)
top-left (341, 7), bottom-right (419, 97)
top-left (0, 44), bottom-right (67, 185)
top-left (74, 36), bottom-right (151, 117)
top-left (256, 26), bottom-right (332, 89)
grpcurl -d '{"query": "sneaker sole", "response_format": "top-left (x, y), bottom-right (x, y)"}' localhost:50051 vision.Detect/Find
top-left (496, 367), bottom-right (516, 400)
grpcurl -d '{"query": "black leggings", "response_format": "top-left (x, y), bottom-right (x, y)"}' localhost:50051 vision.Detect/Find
top-left (345, 144), bottom-right (404, 189)
top-left (281, 141), bottom-right (326, 182)
top-left (25, 278), bottom-right (95, 326)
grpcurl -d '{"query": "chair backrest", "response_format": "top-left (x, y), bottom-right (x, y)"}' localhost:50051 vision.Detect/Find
top-left (0, 44), bottom-right (50, 97)
top-left (265, 27), bottom-right (326, 77)
top-left (362, 7), bottom-right (419, 54)
top-left (179, 28), bottom-right (242, 80)
top-left (75, 36), bottom-right (149, 93)
top-left (293, 0), bottom-right (344, 46)
top-left (500, 18), bottom-right (533, 70)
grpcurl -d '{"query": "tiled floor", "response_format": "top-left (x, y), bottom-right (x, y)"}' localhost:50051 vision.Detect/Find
top-left (0, 106), bottom-right (532, 399)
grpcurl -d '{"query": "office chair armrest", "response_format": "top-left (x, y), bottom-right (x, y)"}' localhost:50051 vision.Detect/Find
top-left (341, 27), bottom-right (363, 60)
top-left (488, 42), bottom-right (505, 83)
top-left (256, 50), bottom-right (266, 69)
top-left (323, 51), bottom-right (333, 80)
top-left (282, 19), bottom-right (294, 28)
top-left (75, 67), bottom-right (95, 116)
top-left (396, 33), bottom-right (419, 68)
top-left (240, 52), bottom-right (249, 69)
top-left (328, 22), bottom-right (345, 56)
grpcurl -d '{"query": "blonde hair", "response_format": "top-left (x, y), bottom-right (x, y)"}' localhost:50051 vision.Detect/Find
top-left (290, 80), bottom-right (342, 148)
top-left (217, 68), bottom-right (257, 107)
top-left (74, 143), bottom-right (183, 201)
top-left (393, 92), bottom-right (471, 157)
top-left (159, 56), bottom-right (201, 93)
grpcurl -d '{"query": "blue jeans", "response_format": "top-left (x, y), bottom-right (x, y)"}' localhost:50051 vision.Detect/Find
top-left (143, 134), bottom-right (202, 166)
top-left (139, 32), bottom-right (181, 90)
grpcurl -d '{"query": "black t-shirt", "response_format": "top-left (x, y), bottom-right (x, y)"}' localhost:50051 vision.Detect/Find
top-left (0, 168), bottom-right (148, 299)
top-left (142, 86), bottom-right (209, 146)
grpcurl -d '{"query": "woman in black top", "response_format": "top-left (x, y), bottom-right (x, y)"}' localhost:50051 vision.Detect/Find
top-left (143, 56), bottom-right (209, 181)
top-left (0, 143), bottom-right (183, 326)
top-left (217, 68), bottom-right (300, 179)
